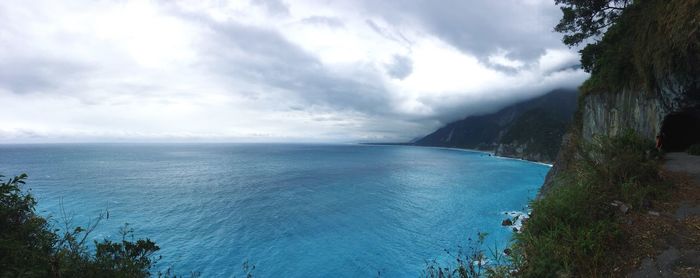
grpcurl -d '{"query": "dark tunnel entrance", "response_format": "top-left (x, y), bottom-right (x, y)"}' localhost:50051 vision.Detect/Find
top-left (659, 111), bottom-right (700, 152)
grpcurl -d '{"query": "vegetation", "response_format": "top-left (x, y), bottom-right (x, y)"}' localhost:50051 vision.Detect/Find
top-left (556, 0), bottom-right (700, 94)
top-left (0, 173), bottom-right (180, 277)
top-left (554, 0), bottom-right (631, 48)
top-left (426, 132), bottom-right (669, 277)
top-left (511, 131), bottom-right (669, 276)
top-left (491, 1), bottom-right (699, 276)
top-left (426, 0), bottom-right (697, 276)
top-left (421, 232), bottom-right (509, 278)
top-left (500, 108), bottom-right (571, 161)
top-left (415, 89), bottom-right (578, 162)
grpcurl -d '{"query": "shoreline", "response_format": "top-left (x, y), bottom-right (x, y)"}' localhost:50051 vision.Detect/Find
top-left (429, 146), bottom-right (553, 167)
top-left (492, 155), bottom-right (554, 167)
top-left (362, 143), bottom-right (553, 167)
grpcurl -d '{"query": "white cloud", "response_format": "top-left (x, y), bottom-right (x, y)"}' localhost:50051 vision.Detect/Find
top-left (488, 50), bottom-right (525, 69)
top-left (0, 0), bottom-right (588, 143)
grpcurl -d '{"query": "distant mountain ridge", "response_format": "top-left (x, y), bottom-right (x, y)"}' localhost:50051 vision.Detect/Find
top-left (414, 89), bottom-right (578, 163)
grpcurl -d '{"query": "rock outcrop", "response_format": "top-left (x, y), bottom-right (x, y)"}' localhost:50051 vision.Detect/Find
top-left (542, 79), bottom-right (700, 195)
top-left (581, 83), bottom-right (700, 142)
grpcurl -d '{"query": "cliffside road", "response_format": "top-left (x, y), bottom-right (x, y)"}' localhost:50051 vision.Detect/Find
top-left (664, 153), bottom-right (700, 184)
top-left (631, 153), bottom-right (700, 278)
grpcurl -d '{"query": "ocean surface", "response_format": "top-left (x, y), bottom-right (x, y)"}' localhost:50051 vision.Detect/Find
top-left (0, 144), bottom-right (549, 277)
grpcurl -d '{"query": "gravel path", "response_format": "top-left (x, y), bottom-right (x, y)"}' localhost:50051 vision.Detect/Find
top-left (630, 152), bottom-right (700, 278)
top-left (663, 152), bottom-right (700, 184)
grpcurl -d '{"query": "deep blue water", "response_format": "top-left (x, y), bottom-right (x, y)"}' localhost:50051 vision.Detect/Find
top-left (0, 144), bottom-right (549, 277)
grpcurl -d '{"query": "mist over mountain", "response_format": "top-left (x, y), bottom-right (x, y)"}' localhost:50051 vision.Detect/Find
top-left (414, 89), bottom-right (578, 162)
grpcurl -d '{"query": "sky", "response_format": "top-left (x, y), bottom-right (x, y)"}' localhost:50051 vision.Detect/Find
top-left (0, 0), bottom-right (588, 143)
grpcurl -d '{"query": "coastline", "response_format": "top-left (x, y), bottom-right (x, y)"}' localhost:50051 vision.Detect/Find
top-left (492, 154), bottom-right (554, 167)
top-left (425, 146), bottom-right (554, 167)
top-left (361, 143), bottom-right (553, 167)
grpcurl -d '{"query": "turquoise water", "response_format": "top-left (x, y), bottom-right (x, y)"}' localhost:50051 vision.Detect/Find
top-left (0, 144), bottom-right (549, 277)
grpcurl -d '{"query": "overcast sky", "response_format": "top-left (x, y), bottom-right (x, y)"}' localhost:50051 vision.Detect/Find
top-left (0, 0), bottom-right (588, 143)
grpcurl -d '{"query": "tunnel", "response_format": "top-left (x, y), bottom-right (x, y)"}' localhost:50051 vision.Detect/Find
top-left (659, 110), bottom-right (700, 152)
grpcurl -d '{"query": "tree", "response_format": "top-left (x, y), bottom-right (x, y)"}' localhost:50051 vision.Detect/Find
top-left (554, 0), bottom-right (632, 47)
top-left (0, 173), bottom-right (56, 276)
top-left (0, 173), bottom-right (171, 277)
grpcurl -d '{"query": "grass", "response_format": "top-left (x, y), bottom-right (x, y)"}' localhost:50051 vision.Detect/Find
top-left (505, 0), bottom-right (697, 275)
top-left (421, 232), bottom-right (510, 278)
top-left (510, 131), bottom-right (670, 277)
top-left (512, 177), bottom-right (621, 277)
top-left (421, 131), bottom-right (671, 277)
top-left (421, 130), bottom-right (670, 277)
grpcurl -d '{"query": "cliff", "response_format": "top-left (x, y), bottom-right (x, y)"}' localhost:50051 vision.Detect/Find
top-left (542, 84), bottom-right (700, 194)
top-left (415, 89), bottom-right (577, 163)
top-left (540, 0), bottom-right (700, 194)
top-left (581, 85), bottom-right (700, 143)
top-left (511, 0), bottom-right (700, 276)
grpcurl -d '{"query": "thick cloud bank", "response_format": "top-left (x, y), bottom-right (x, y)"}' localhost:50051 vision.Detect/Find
top-left (0, 0), bottom-right (588, 143)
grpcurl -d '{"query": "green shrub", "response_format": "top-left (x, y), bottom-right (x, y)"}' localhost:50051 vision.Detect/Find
top-left (421, 232), bottom-right (509, 278)
top-left (0, 173), bottom-right (181, 278)
top-left (579, 0), bottom-right (700, 95)
top-left (511, 131), bottom-right (667, 277)
top-left (512, 178), bottom-right (623, 277)
top-left (0, 173), bottom-right (56, 277)
top-left (581, 131), bottom-right (667, 208)
top-left (423, 131), bottom-right (666, 277)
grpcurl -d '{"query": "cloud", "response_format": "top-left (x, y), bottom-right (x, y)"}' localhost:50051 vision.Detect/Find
top-left (357, 0), bottom-right (566, 61)
top-left (0, 57), bottom-right (90, 94)
top-left (300, 16), bottom-right (345, 28)
top-left (385, 55), bottom-right (413, 80)
top-left (190, 16), bottom-right (393, 115)
top-left (0, 0), bottom-right (587, 143)
top-left (251, 0), bottom-right (290, 16)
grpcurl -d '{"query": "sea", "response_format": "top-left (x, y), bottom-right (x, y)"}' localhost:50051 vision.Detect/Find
top-left (0, 143), bottom-right (549, 277)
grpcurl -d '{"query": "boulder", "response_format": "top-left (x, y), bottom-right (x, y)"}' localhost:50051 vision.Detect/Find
top-left (611, 200), bottom-right (630, 214)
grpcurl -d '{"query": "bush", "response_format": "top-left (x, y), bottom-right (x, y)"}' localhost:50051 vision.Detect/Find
top-left (579, 131), bottom-right (667, 208)
top-left (512, 176), bottom-right (622, 277)
top-left (511, 131), bottom-right (667, 277)
top-left (0, 173), bottom-right (56, 277)
top-left (579, 0), bottom-right (700, 95)
top-left (0, 173), bottom-right (175, 277)
top-left (421, 232), bottom-right (508, 278)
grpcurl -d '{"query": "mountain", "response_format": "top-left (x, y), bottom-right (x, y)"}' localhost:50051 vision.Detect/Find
top-left (414, 89), bottom-right (578, 163)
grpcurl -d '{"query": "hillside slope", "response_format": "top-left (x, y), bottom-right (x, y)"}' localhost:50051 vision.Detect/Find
top-left (415, 89), bottom-right (577, 163)
top-left (515, 0), bottom-right (700, 276)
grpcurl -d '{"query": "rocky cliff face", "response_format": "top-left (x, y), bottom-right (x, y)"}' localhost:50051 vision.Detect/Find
top-left (494, 107), bottom-right (574, 163)
top-left (541, 79), bottom-right (700, 195)
top-left (495, 141), bottom-right (546, 163)
top-left (581, 80), bottom-right (700, 142)
top-left (581, 89), bottom-right (665, 141)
